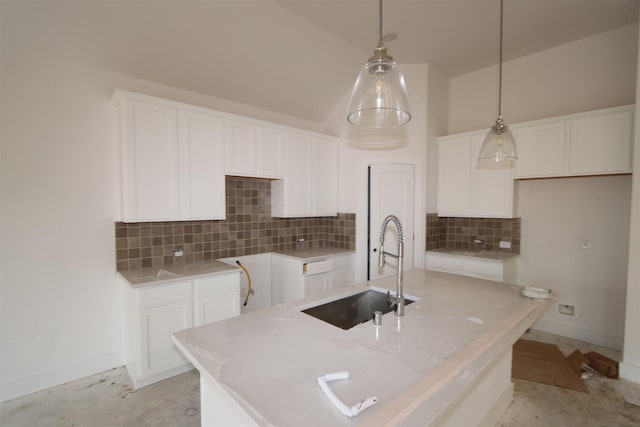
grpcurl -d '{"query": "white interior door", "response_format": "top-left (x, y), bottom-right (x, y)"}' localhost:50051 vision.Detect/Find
top-left (368, 163), bottom-right (415, 281)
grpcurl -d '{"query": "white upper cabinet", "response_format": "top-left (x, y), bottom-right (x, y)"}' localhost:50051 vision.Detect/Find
top-left (436, 105), bottom-right (634, 219)
top-left (225, 121), bottom-right (285, 179)
top-left (113, 90), bottom-right (226, 222)
top-left (118, 97), bottom-right (181, 222)
top-left (568, 107), bottom-right (633, 175)
top-left (271, 132), bottom-right (312, 217)
top-left (179, 110), bottom-right (226, 220)
top-left (311, 137), bottom-right (338, 216)
top-left (471, 136), bottom-right (515, 217)
top-left (512, 105), bottom-right (634, 179)
top-left (114, 90), bottom-right (339, 221)
top-left (256, 126), bottom-right (284, 178)
top-left (513, 120), bottom-right (566, 178)
top-left (225, 120), bottom-right (257, 176)
top-left (437, 135), bottom-right (473, 217)
top-left (437, 132), bottom-right (514, 218)
top-left (271, 132), bottom-right (338, 218)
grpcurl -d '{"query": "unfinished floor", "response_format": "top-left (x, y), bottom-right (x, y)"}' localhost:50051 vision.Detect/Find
top-left (1, 330), bottom-right (638, 427)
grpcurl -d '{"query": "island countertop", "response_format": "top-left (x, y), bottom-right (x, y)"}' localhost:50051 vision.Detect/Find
top-left (172, 269), bottom-right (552, 426)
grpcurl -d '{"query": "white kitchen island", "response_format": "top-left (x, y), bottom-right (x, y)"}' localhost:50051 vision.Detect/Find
top-left (172, 268), bottom-right (553, 426)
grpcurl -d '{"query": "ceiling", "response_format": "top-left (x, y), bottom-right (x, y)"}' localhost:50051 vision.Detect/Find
top-left (3, 0), bottom-right (638, 125)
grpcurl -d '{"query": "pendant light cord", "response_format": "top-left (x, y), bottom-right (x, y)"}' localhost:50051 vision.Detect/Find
top-left (378, 0), bottom-right (383, 43)
top-left (498, 0), bottom-right (504, 117)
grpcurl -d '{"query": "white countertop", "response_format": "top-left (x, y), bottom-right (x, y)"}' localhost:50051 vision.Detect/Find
top-left (118, 260), bottom-right (240, 288)
top-left (274, 247), bottom-right (355, 261)
top-left (427, 247), bottom-right (518, 262)
top-left (173, 268), bottom-right (551, 426)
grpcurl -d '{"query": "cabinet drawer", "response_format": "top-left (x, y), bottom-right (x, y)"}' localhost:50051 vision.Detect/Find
top-left (138, 281), bottom-right (192, 308)
top-left (194, 273), bottom-right (240, 296)
top-left (304, 259), bottom-right (333, 275)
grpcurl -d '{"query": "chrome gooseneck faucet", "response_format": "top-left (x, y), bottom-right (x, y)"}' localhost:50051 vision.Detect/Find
top-left (379, 215), bottom-right (405, 316)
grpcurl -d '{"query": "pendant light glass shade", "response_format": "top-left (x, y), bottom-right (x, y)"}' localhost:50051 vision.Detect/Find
top-left (478, 116), bottom-right (517, 169)
top-left (478, 0), bottom-right (517, 169)
top-left (347, 0), bottom-right (411, 129)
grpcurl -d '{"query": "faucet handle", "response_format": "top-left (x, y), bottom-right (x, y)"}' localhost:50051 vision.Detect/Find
top-left (386, 291), bottom-right (397, 308)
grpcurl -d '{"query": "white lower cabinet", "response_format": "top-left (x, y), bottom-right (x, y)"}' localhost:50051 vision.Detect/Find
top-left (425, 252), bottom-right (516, 283)
top-left (303, 273), bottom-right (331, 300)
top-left (329, 254), bottom-right (353, 292)
top-left (194, 275), bottom-right (241, 325)
top-left (125, 272), bottom-right (240, 388)
top-left (139, 300), bottom-right (193, 381)
top-left (271, 253), bottom-right (354, 305)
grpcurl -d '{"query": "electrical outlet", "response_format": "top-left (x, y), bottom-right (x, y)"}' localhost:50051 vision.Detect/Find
top-left (499, 241), bottom-right (511, 249)
top-left (558, 303), bottom-right (576, 317)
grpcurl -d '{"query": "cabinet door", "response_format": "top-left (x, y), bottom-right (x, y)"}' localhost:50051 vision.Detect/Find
top-left (257, 126), bottom-right (284, 178)
top-left (179, 110), bottom-right (226, 219)
top-left (225, 120), bottom-right (257, 176)
top-left (568, 109), bottom-right (633, 175)
top-left (121, 99), bottom-right (180, 221)
top-left (271, 132), bottom-right (312, 217)
top-left (195, 292), bottom-right (240, 326)
top-left (304, 273), bottom-right (330, 299)
top-left (471, 135), bottom-right (514, 218)
top-left (139, 300), bottom-right (193, 378)
top-left (437, 136), bottom-right (472, 217)
top-left (513, 121), bottom-right (566, 178)
top-left (311, 138), bottom-right (338, 216)
top-left (329, 254), bottom-right (354, 291)
top-left (193, 274), bottom-right (241, 326)
top-left (271, 255), bottom-right (304, 305)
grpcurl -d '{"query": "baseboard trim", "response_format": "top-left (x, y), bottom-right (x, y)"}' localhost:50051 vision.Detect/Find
top-left (620, 362), bottom-right (640, 384)
top-left (0, 353), bottom-right (122, 403)
top-left (532, 318), bottom-right (623, 350)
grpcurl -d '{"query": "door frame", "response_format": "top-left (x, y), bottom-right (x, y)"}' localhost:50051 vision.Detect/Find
top-left (353, 159), bottom-right (426, 284)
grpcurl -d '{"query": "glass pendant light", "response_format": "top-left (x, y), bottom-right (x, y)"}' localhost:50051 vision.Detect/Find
top-left (478, 0), bottom-right (517, 169)
top-left (347, 0), bottom-right (411, 129)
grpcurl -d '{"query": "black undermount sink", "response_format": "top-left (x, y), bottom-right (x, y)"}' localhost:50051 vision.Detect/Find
top-left (301, 289), bottom-right (416, 330)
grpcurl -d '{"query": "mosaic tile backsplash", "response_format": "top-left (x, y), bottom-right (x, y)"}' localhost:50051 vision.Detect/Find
top-left (426, 213), bottom-right (520, 253)
top-left (116, 177), bottom-right (356, 270)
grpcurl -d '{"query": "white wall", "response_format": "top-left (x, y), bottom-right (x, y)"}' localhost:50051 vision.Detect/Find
top-left (426, 67), bottom-right (449, 213)
top-left (621, 21), bottom-right (640, 383)
top-left (516, 176), bottom-right (631, 349)
top-left (322, 64), bottom-right (429, 284)
top-left (0, 43), bottom-right (325, 403)
top-left (449, 23), bottom-right (638, 134)
top-left (448, 23), bottom-right (637, 350)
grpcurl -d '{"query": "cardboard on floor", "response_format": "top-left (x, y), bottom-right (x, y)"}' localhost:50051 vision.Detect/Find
top-left (512, 339), bottom-right (589, 393)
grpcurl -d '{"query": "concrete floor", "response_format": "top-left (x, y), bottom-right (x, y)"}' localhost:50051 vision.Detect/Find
top-left (1, 331), bottom-right (638, 427)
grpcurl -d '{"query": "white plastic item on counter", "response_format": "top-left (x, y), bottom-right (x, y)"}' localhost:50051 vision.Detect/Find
top-left (521, 286), bottom-right (552, 300)
top-left (317, 372), bottom-right (377, 417)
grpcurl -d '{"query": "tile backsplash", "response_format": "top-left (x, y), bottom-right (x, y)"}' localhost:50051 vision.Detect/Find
top-left (116, 177), bottom-right (356, 270)
top-left (426, 213), bottom-right (520, 253)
